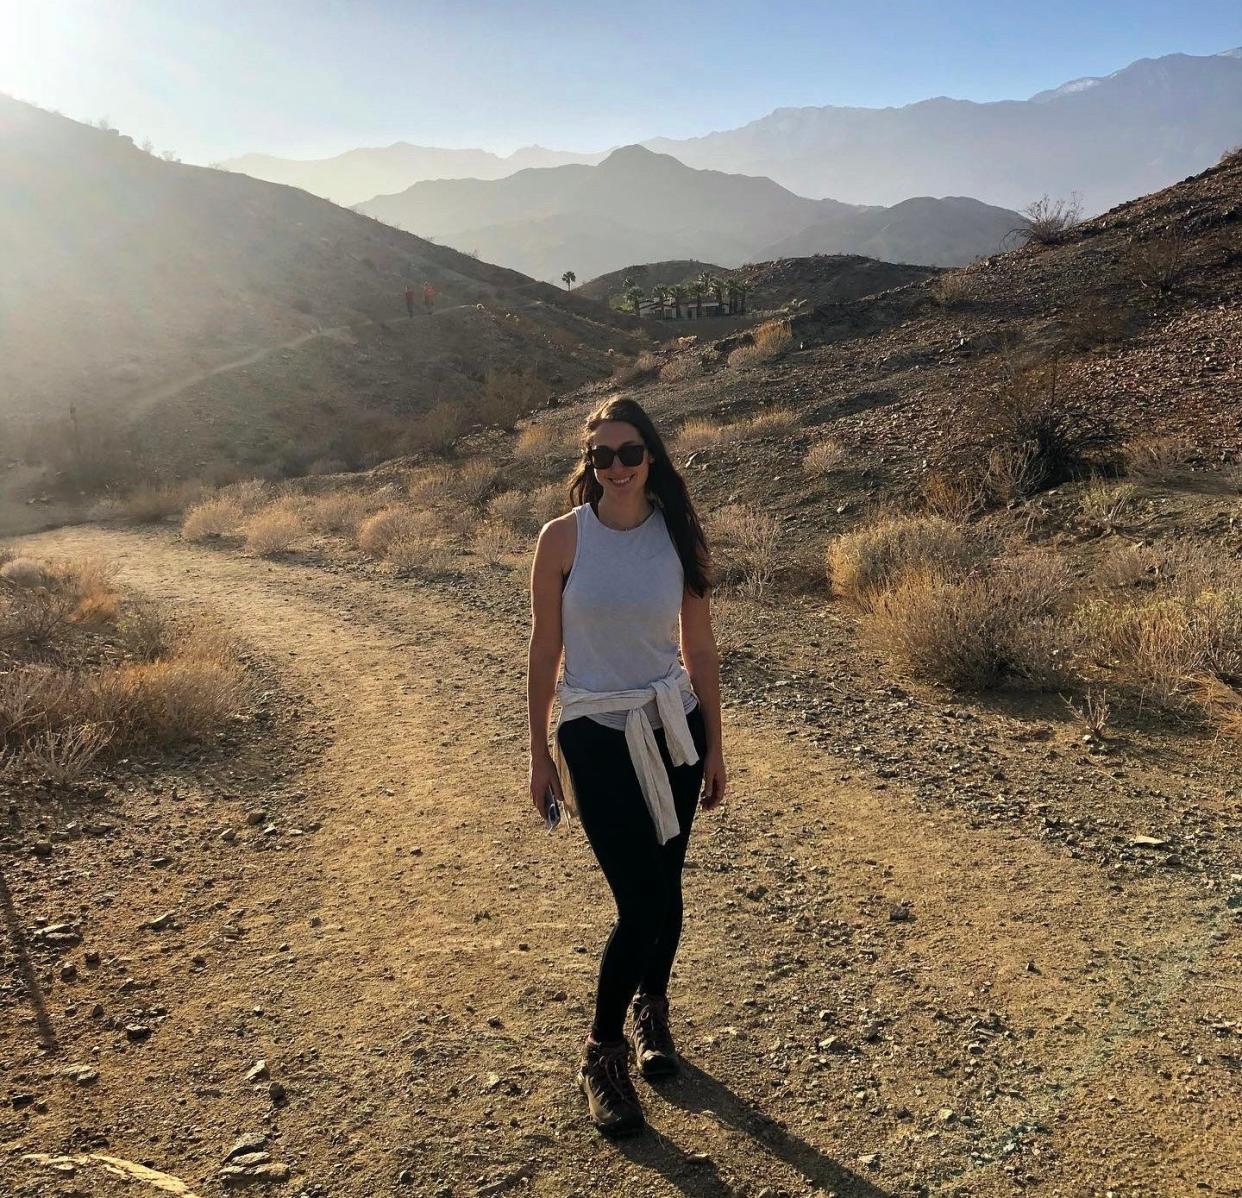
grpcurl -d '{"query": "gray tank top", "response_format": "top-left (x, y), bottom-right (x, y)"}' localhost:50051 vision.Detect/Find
top-left (561, 501), bottom-right (699, 731)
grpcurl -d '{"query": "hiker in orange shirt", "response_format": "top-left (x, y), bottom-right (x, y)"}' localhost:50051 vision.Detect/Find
top-left (423, 282), bottom-right (436, 314)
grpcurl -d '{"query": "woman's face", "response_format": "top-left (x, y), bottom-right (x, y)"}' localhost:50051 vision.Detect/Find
top-left (588, 420), bottom-right (651, 498)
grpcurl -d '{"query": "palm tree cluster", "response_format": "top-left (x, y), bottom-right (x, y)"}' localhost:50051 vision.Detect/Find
top-left (619, 271), bottom-right (749, 319)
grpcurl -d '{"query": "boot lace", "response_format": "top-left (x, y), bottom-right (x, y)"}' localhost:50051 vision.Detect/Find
top-left (591, 1039), bottom-right (639, 1109)
top-left (635, 995), bottom-right (675, 1055)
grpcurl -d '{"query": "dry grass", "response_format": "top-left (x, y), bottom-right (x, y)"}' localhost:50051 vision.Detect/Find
top-left (0, 556), bottom-right (119, 649)
top-left (242, 505), bottom-right (304, 557)
top-left (1, 558), bottom-right (47, 588)
top-left (659, 355), bottom-right (702, 383)
top-left (1092, 543), bottom-right (1159, 589)
top-left (304, 492), bottom-right (373, 537)
top-left (471, 521), bottom-right (519, 565)
top-left (929, 271), bottom-right (973, 308)
top-left (92, 656), bottom-right (249, 745)
top-left (726, 408), bottom-right (799, 441)
top-left (727, 319), bottom-right (793, 368)
top-left (826, 516), bottom-right (981, 609)
top-left (487, 490), bottom-right (534, 532)
top-left (1015, 195), bottom-right (1083, 246)
top-left (2, 723), bottom-right (113, 784)
top-left (983, 444), bottom-right (1043, 505)
top-left (921, 470), bottom-right (986, 521)
top-left (1123, 436), bottom-right (1194, 486)
top-left (611, 352), bottom-right (661, 387)
top-left (863, 555), bottom-right (1076, 691)
top-left (408, 459), bottom-right (498, 511)
top-left (1079, 480), bottom-right (1138, 526)
top-left (710, 504), bottom-right (782, 598)
top-left (802, 439), bottom-right (847, 477)
top-left (183, 496), bottom-right (246, 541)
top-left (513, 424), bottom-right (558, 462)
top-left (674, 418), bottom-right (727, 452)
top-left (357, 507), bottom-right (438, 558)
top-left (531, 483), bottom-right (568, 528)
top-left (110, 480), bottom-right (207, 524)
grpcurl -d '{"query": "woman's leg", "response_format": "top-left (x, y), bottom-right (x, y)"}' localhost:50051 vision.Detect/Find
top-left (641, 705), bottom-right (707, 998)
top-left (556, 715), bottom-right (687, 1042)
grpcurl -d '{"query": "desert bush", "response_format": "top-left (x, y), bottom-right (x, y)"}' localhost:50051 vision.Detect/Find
top-left (2, 723), bottom-right (113, 784)
top-left (727, 319), bottom-right (792, 368)
top-left (113, 480), bottom-right (206, 524)
top-left (472, 521), bottom-right (519, 565)
top-left (475, 367), bottom-right (549, 430)
top-left (1122, 229), bottom-right (1188, 292)
top-left (1014, 194), bottom-right (1083, 246)
top-left (242, 505), bottom-right (304, 556)
top-left (357, 506), bottom-right (436, 558)
top-left (0, 666), bottom-right (74, 741)
top-left (1074, 590), bottom-right (1242, 716)
top-left (1, 558), bottom-right (47, 588)
top-left (659, 355), bottom-right (702, 383)
top-left (386, 533), bottom-right (456, 572)
top-left (408, 460), bottom-right (497, 511)
top-left (958, 354), bottom-right (1111, 492)
top-left (531, 483), bottom-right (567, 528)
top-left (826, 516), bottom-right (981, 609)
top-left (611, 352), bottom-right (661, 387)
top-left (219, 478), bottom-right (270, 512)
top-left (929, 271), bottom-right (973, 308)
top-left (983, 443), bottom-right (1043, 505)
top-left (725, 407), bottom-right (799, 441)
top-left (304, 492), bottom-right (372, 537)
top-left (183, 496), bottom-right (246, 541)
top-left (487, 490), bottom-right (534, 532)
top-left (710, 504), bottom-right (781, 598)
top-left (97, 657), bottom-right (249, 745)
top-left (1093, 543), bottom-right (1159, 589)
top-left (802, 438), bottom-right (847, 476)
top-left (1079, 480), bottom-right (1138, 526)
top-left (1123, 436), bottom-right (1194, 486)
top-left (921, 470), bottom-right (987, 521)
top-left (863, 555), bottom-right (1076, 690)
top-left (513, 423), bottom-right (557, 462)
top-left (674, 417), bottom-right (726, 452)
top-left (117, 599), bottom-right (178, 661)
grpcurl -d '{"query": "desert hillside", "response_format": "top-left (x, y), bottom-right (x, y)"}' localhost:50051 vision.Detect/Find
top-left (356, 145), bottom-right (1020, 280)
top-left (0, 97), bottom-right (641, 481)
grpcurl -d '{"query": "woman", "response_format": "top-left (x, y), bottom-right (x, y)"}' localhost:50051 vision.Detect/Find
top-left (527, 395), bottom-right (727, 1137)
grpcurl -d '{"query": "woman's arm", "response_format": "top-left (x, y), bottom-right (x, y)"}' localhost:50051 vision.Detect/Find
top-left (528, 518), bottom-right (569, 816)
top-left (680, 583), bottom-right (727, 810)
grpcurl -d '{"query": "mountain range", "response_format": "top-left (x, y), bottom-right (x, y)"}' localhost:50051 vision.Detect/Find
top-left (355, 145), bottom-right (1020, 281)
top-left (221, 48), bottom-right (1242, 214)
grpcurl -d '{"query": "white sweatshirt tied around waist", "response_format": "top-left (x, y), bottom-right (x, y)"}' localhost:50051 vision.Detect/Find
top-left (552, 662), bottom-right (699, 845)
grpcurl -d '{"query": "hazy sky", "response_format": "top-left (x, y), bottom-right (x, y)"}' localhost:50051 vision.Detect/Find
top-left (2, 0), bottom-right (1239, 163)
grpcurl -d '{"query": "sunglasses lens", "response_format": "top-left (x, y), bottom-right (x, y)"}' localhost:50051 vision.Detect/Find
top-left (588, 447), bottom-right (614, 469)
top-left (588, 444), bottom-right (645, 469)
top-left (619, 444), bottom-right (646, 467)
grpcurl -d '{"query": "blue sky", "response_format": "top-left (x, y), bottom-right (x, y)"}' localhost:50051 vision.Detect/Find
top-left (1, 0), bottom-right (1238, 163)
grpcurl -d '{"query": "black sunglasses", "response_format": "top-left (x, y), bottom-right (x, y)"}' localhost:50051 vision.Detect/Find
top-left (586, 443), bottom-right (647, 470)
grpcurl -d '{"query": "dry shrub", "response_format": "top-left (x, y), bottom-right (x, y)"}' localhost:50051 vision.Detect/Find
top-left (183, 496), bottom-right (245, 541)
top-left (659, 355), bottom-right (702, 383)
top-left (1079, 480), bottom-right (1138, 526)
top-left (386, 534), bottom-right (456, 572)
top-left (97, 657), bottom-right (249, 745)
top-left (611, 352), bottom-right (661, 387)
top-left (1093, 543), bottom-right (1159, 589)
top-left (410, 401), bottom-right (470, 455)
top-left (930, 271), bottom-right (973, 308)
top-left (1014, 194), bottom-right (1082, 246)
top-left (472, 521), bottom-right (519, 565)
top-left (1, 558), bottom-right (47, 588)
top-left (488, 490), bottom-right (533, 531)
top-left (531, 483), bottom-right (567, 528)
top-left (407, 465), bottom-right (457, 509)
top-left (959, 355), bottom-right (1111, 493)
top-left (114, 481), bottom-right (206, 524)
top-left (802, 439), bottom-right (847, 477)
top-left (982, 444), bottom-right (1043, 505)
top-left (1074, 590), bottom-right (1242, 715)
top-left (304, 492), bottom-right (372, 537)
top-left (474, 367), bottom-right (548, 429)
top-left (710, 504), bottom-right (781, 598)
top-left (513, 424), bottom-right (557, 462)
top-left (674, 417), bottom-right (726, 452)
top-left (826, 516), bottom-right (980, 609)
top-left (357, 507), bottom-right (437, 558)
top-left (2, 723), bottom-right (113, 784)
top-left (724, 408), bottom-right (799, 441)
top-left (921, 470), bottom-right (986, 521)
top-left (220, 478), bottom-right (270, 512)
top-left (727, 320), bottom-right (792, 368)
top-left (1122, 229), bottom-right (1188, 292)
top-left (450, 459), bottom-right (499, 507)
top-left (863, 555), bottom-right (1076, 691)
top-left (0, 666), bottom-right (74, 741)
top-left (117, 599), bottom-right (177, 661)
top-left (242, 505), bottom-right (304, 557)
top-left (1123, 436), bottom-right (1194, 486)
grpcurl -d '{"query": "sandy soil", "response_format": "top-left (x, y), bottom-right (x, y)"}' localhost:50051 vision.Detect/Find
top-left (2, 526), bottom-right (1238, 1198)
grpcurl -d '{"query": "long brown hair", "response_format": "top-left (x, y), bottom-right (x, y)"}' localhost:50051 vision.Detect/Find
top-left (568, 396), bottom-right (711, 596)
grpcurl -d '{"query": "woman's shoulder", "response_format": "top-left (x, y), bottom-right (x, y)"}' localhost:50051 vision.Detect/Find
top-left (538, 508), bottom-right (580, 575)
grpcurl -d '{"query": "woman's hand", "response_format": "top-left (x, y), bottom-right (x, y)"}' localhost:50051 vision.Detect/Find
top-left (529, 748), bottom-right (565, 820)
top-left (699, 747), bottom-right (727, 811)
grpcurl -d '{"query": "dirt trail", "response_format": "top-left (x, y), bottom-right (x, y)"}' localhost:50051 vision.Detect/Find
top-left (3, 526), bottom-right (1237, 1198)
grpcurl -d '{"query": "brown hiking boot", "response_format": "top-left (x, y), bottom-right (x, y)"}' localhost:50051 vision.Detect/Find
top-left (631, 993), bottom-right (679, 1080)
top-left (577, 1036), bottom-right (645, 1136)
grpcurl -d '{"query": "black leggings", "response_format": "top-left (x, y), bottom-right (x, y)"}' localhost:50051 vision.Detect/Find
top-left (556, 704), bottom-right (707, 1042)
